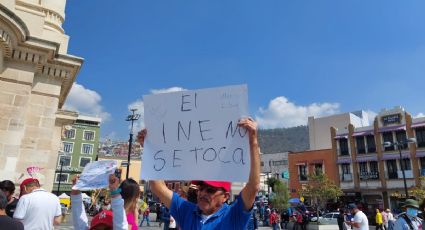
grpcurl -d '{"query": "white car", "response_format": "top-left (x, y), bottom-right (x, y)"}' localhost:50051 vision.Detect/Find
top-left (317, 212), bottom-right (339, 225)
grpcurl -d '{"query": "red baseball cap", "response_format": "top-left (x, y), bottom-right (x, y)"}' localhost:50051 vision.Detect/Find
top-left (192, 181), bottom-right (231, 192)
top-left (90, 210), bottom-right (113, 230)
top-left (19, 178), bottom-right (39, 197)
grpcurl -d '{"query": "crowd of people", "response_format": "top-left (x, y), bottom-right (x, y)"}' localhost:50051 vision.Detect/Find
top-left (0, 117), bottom-right (423, 229)
top-left (0, 117), bottom-right (261, 230)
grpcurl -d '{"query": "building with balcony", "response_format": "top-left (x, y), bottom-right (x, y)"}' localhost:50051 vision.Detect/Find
top-left (53, 115), bottom-right (101, 194)
top-left (287, 149), bottom-right (338, 203)
top-left (332, 106), bottom-right (425, 212)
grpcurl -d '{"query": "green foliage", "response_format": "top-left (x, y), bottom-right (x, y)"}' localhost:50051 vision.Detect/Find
top-left (299, 173), bottom-right (343, 209)
top-left (258, 126), bottom-right (309, 154)
top-left (270, 180), bottom-right (290, 211)
top-left (410, 176), bottom-right (425, 201)
top-left (266, 177), bottom-right (280, 192)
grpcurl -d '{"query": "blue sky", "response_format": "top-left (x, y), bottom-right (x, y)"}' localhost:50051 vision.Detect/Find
top-left (62, 0), bottom-right (425, 140)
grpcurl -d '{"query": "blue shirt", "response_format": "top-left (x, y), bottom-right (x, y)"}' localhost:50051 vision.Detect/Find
top-left (170, 192), bottom-right (252, 230)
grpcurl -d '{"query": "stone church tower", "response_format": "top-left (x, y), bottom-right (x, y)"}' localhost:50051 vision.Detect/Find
top-left (0, 0), bottom-right (83, 192)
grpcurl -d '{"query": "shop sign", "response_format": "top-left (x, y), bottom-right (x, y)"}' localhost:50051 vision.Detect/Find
top-left (359, 171), bottom-right (379, 180)
top-left (382, 114), bottom-right (401, 126)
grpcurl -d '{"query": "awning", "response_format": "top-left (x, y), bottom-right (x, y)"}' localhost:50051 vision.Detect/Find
top-left (412, 122), bottom-right (425, 128)
top-left (337, 158), bottom-right (352, 164)
top-left (310, 159), bottom-right (324, 164)
top-left (334, 134), bottom-right (348, 139)
top-left (416, 151), bottom-right (425, 158)
top-left (352, 130), bottom-right (374, 137)
top-left (379, 125), bottom-right (406, 133)
top-left (382, 152), bottom-right (411, 160)
top-left (356, 155), bottom-right (378, 162)
top-left (295, 161), bottom-right (307, 166)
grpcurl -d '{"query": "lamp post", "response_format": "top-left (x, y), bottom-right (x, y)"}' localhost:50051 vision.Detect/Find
top-left (57, 158), bottom-right (64, 195)
top-left (126, 109), bottom-right (141, 179)
top-left (383, 138), bottom-right (417, 198)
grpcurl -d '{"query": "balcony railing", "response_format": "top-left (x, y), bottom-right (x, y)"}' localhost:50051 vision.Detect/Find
top-left (359, 171), bottom-right (379, 180)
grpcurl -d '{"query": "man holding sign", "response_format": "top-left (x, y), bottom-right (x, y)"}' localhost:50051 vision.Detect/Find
top-left (138, 117), bottom-right (260, 229)
top-left (139, 85), bottom-right (260, 229)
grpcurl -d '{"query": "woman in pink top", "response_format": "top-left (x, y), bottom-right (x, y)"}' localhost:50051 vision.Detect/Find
top-left (120, 178), bottom-right (141, 230)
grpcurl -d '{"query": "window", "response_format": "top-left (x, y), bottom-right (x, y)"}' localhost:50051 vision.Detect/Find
top-left (63, 142), bottom-right (74, 153)
top-left (370, 161), bottom-right (378, 173)
top-left (58, 155), bottom-right (71, 167)
top-left (273, 160), bottom-right (288, 166)
top-left (83, 131), bottom-right (95, 141)
top-left (421, 157), bottom-right (425, 169)
top-left (366, 135), bottom-right (376, 153)
top-left (341, 164), bottom-right (351, 174)
top-left (415, 127), bottom-right (425, 148)
top-left (382, 132), bottom-right (394, 151)
top-left (79, 157), bottom-right (92, 167)
top-left (359, 162), bottom-right (368, 173)
top-left (401, 158), bottom-right (411, 170)
top-left (339, 139), bottom-right (349, 156)
top-left (395, 131), bottom-right (408, 149)
top-left (82, 144), bottom-right (94, 154)
top-left (55, 173), bottom-right (69, 183)
top-left (64, 129), bottom-right (75, 139)
top-left (314, 164), bottom-right (323, 175)
top-left (356, 137), bottom-right (366, 154)
top-left (387, 160), bottom-right (398, 179)
top-left (299, 165), bottom-right (307, 181)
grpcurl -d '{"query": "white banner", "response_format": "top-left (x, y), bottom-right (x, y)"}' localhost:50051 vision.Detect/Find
top-left (72, 160), bottom-right (117, 191)
top-left (141, 85), bottom-right (250, 182)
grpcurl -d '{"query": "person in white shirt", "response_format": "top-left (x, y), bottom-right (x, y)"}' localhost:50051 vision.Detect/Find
top-left (13, 178), bottom-right (62, 230)
top-left (345, 203), bottom-right (369, 230)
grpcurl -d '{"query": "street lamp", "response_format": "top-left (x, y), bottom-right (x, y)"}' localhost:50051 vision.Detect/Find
top-left (56, 158), bottom-right (64, 195)
top-left (125, 109), bottom-right (141, 179)
top-left (383, 138), bottom-right (417, 198)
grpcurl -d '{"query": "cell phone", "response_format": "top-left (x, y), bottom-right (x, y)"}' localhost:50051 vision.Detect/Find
top-left (114, 169), bottom-right (122, 179)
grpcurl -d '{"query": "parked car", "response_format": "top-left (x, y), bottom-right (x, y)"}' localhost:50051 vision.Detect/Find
top-left (317, 212), bottom-right (339, 225)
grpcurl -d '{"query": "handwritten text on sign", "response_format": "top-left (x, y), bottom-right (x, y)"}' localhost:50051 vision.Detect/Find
top-left (141, 85), bottom-right (250, 182)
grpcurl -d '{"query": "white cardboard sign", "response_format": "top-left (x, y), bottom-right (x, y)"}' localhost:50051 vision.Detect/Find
top-left (141, 85), bottom-right (250, 182)
top-left (72, 160), bottom-right (117, 191)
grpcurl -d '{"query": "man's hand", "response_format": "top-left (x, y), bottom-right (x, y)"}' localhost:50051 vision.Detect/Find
top-left (137, 129), bottom-right (147, 147)
top-left (70, 175), bottom-right (81, 195)
top-left (238, 117), bottom-right (260, 211)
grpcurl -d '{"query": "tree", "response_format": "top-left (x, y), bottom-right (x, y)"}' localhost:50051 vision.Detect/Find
top-left (410, 176), bottom-right (425, 201)
top-left (269, 180), bottom-right (290, 211)
top-left (266, 177), bottom-right (280, 192)
top-left (299, 173), bottom-right (343, 224)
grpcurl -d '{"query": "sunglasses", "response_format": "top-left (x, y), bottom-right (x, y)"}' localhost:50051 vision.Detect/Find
top-left (198, 185), bottom-right (225, 194)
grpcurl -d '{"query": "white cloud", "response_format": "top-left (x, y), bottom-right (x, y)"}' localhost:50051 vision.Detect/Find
top-left (364, 110), bottom-right (378, 125)
top-left (150, 87), bottom-right (186, 94)
top-left (127, 87), bottom-right (186, 132)
top-left (255, 96), bottom-right (340, 129)
top-left (414, 113), bottom-right (425, 118)
top-left (63, 83), bottom-right (110, 121)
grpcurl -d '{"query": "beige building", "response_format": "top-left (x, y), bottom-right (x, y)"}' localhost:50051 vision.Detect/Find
top-left (0, 0), bottom-right (83, 192)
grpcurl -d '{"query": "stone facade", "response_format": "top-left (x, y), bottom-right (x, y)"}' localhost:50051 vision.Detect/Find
top-left (0, 0), bottom-right (83, 193)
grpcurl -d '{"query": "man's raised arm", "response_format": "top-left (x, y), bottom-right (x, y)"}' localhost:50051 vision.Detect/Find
top-left (149, 181), bottom-right (173, 209)
top-left (239, 118), bottom-right (260, 211)
top-left (137, 129), bottom-right (174, 209)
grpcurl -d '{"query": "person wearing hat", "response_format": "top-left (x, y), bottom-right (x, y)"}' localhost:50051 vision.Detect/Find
top-left (138, 117), bottom-right (260, 229)
top-left (385, 208), bottom-right (395, 230)
top-left (345, 203), bottom-right (369, 230)
top-left (394, 199), bottom-right (422, 230)
top-left (13, 178), bottom-right (62, 229)
top-left (71, 174), bottom-right (129, 230)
